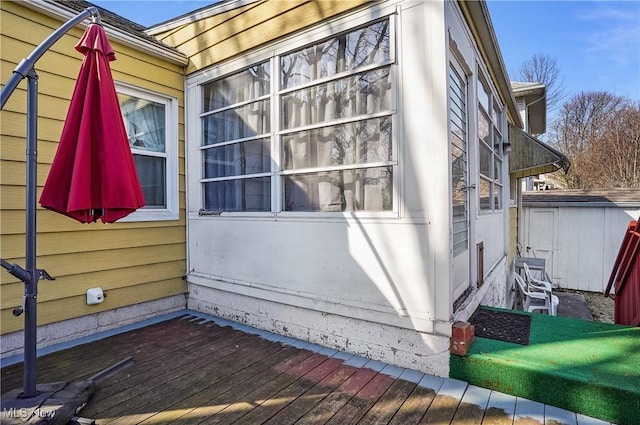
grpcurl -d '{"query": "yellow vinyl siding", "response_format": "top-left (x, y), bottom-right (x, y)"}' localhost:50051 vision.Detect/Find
top-left (509, 206), bottom-right (518, 263)
top-left (2, 261), bottom-right (183, 304)
top-left (1, 227), bottom-right (186, 260)
top-left (153, 0), bottom-right (371, 75)
top-left (1, 279), bottom-right (185, 334)
top-left (1, 210), bottom-right (186, 235)
top-left (0, 1), bottom-right (187, 334)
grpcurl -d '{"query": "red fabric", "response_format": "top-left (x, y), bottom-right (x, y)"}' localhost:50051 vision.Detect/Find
top-left (40, 23), bottom-right (144, 223)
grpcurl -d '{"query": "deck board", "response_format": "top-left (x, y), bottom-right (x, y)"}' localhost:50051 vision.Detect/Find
top-left (387, 380), bottom-right (439, 425)
top-left (263, 361), bottom-right (358, 424)
top-left (324, 372), bottom-right (396, 425)
top-left (420, 378), bottom-right (467, 425)
top-left (357, 378), bottom-right (417, 425)
top-left (483, 390), bottom-right (517, 425)
top-left (0, 312), bottom-right (613, 425)
top-left (451, 385), bottom-right (491, 425)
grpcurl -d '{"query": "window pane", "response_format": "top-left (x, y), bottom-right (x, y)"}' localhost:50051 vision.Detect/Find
top-left (203, 62), bottom-right (270, 112)
top-left (478, 110), bottom-right (490, 145)
top-left (492, 101), bottom-right (501, 124)
top-left (119, 94), bottom-right (166, 153)
top-left (450, 107), bottom-right (465, 140)
top-left (204, 139), bottom-right (270, 178)
top-left (479, 178), bottom-right (491, 211)
top-left (494, 156), bottom-right (502, 184)
top-left (478, 79), bottom-right (490, 112)
top-left (203, 100), bottom-right (270, 145)
top-left (450, 63), bottom-right (468, 255)
top-left (453, 210), bottom-right (468, 253)
top-left (494, 184), bottom-right (502, 210)
top-left (134, 155), bottom-right (166, 208)
top-left (281, 20), bottom-right (390, 89)
top-left (493, 130), bottom-right (502, 155)
top-left (204, 177), bottom-right (271, 212)
top-left (479, 142), bottom-right (491, 178)
top-left (282, 117), bottom-right (391, 170)
top-left (284, 166), bottom-right (392, 211)
top-left (281, 68), bottom-right (391, 129)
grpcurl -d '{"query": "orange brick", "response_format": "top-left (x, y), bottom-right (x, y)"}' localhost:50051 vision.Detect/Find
top-left (450, 321), bottom-right (474, 356)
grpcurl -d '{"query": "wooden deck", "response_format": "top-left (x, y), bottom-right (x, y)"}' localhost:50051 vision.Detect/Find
top-left (1, 312), bottom-right (610, 425)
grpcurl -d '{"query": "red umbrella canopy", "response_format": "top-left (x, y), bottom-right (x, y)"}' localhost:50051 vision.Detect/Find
top-left (40, 23), bottom-right (145, 223)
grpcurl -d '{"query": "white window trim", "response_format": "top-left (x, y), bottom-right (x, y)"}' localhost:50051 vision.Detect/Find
top-left (476, 73), bottom-right (505, 215)
top-left (188, 11), bottom-right (399, 218)
top-left (115, 81), bottom-right (179, 222)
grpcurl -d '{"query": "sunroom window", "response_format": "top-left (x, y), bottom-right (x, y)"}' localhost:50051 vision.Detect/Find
top-left (198, 18), bottom-right (395, 214)
top-left (477, 77), bottom-right (504, 213)
top-left (201, 63), bottom-right (271, 212)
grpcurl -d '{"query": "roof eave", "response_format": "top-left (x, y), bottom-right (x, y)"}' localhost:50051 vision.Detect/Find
top-left (458, 0), bottom-right (523, 129)
top-left (23, 0), bottom-right (188, 66)
top-left (513, 85), bottom-right (547, 135)
top-left (508, 123), bottom-right (570, 178)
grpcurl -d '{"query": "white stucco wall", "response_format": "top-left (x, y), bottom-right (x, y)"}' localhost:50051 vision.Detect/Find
top-left (188, 284), bottom-right (451, 377)
top-left (185, 0), bottom-right (509, 376)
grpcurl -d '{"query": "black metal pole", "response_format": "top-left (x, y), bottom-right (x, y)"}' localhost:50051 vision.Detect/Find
top-left (23, 70), bottom-right (39, 398)
top-left (0, 7), bottom-right (98, 110)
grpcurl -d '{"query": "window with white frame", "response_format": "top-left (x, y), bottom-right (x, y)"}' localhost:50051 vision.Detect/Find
top-left (201, 63), bottom-right (272, 212)
top-left (477, 76), bottom-right (504, 213)
top-left (199, 18), bottom-right (395, 214)
top-left (449, 62), bottom-right (469, 255)
top-left (116, 83), bottom-right (179, 221)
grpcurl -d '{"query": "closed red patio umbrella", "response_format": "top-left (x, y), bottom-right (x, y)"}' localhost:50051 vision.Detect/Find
top-left (40, 22), bottom-right (144, 223)
top-left (2, 6), bottom-right (140, 407)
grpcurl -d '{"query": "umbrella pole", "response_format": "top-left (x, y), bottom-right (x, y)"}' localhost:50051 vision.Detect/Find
top-left (0, 7), bottom-right (99, 109)
top-left (0, 6), bottom-right (100, 399)
top-left (21, 70), bottom-right (39, 398)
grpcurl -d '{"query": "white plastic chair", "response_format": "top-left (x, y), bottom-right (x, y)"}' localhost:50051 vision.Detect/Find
top-left (522, 262), bottom-right (553, 292)
top-left (522, 263), bottom-right (559, 315)
top-left (515, 274), bottom-right (558, 316)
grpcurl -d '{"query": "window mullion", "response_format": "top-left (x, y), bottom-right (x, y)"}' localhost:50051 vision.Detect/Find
top-left (272, 57), bottom-right (281, 214)
top-left (280, 161), bottom-right (395, 175)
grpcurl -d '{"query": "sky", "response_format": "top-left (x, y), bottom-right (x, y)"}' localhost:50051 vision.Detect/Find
top-left (92, 0), bottom-right (640, 105)
top-left (487, 0), bottom-right (640, 104)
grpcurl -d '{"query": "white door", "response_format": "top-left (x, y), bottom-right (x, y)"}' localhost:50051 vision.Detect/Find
top-left (524, 208), bottom-right (558, 281)
top-left (449, 60), bottom-right (472, 305)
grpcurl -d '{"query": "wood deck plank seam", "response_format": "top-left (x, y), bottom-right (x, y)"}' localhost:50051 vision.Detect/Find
top-left (164, 349), bottom-right (319, 425)
top-left (97, 336), bottom-right (289, 424)
top-left (80, 322), bottom-right (239, 398)
top-left (0, 311), bottom-right (192, 368)
top-left (1, 316), bottom-right (204, 389)
top-left (81, 329), bottom-right (260, 416)
top-left (137, 345), bottom-right (306, 424)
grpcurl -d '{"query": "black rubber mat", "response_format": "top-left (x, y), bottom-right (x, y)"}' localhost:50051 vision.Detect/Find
top-left (469, 308), bottom-right (531, 345)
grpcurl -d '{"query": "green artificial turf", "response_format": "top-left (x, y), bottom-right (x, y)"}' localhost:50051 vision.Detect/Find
top-left (450, 306), bottom-right (640, 425)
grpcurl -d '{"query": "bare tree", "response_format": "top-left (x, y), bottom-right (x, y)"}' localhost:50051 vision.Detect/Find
top-left (550, 92), bottom-right (640, 188)
top-left (590, 103), bottom-right (640, 188)
top-left (518, 54), bottom-right (567, 112)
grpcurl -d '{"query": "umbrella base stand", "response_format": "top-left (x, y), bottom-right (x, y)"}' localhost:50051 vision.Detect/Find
top-left (1, 380), bottom-right (94, 425)
top-left (1, 357), bottom-right (134, 425)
